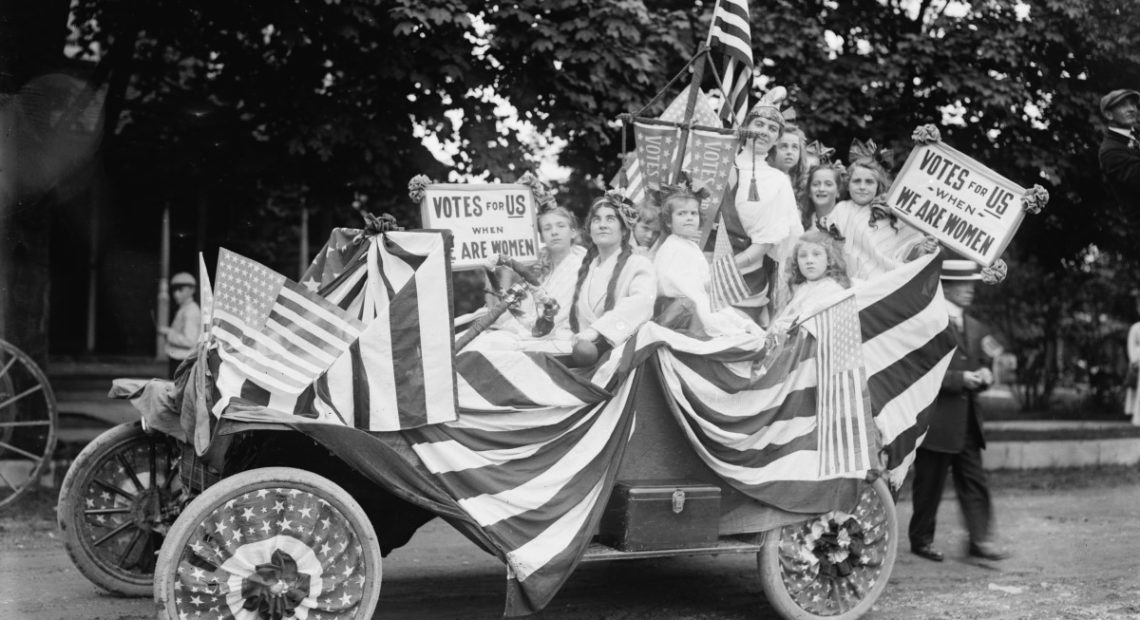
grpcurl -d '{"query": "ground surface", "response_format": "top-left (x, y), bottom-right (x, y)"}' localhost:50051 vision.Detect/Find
top-left (2, 467), bottom-right (1139, 620)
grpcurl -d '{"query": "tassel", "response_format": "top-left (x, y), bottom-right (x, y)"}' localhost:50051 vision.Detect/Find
top-left (748, 140), bottom-right (760, 201)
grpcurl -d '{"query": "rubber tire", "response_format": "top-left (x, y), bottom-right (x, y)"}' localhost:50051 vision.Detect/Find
top-left (155, 467), bottom-right (382, 620)
top-left (757, 478), bottom-right (898, 620)
top-left (57, 421), bottom-right (180, 596)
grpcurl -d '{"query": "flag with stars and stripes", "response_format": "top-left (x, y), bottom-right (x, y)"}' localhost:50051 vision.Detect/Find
top-left (169, 486), bottom-right (371, 619)
top-left (710, 0), bottom-right (754, 125)
top-left (709, 215), bottom-right (749, 311)
top-left (210, 249), bottom-right (365, 418)
top-left (809, 293), bottom-right (874, 479)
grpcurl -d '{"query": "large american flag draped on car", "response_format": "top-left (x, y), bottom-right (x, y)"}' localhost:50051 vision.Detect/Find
top-left (280, 252), bottom-right (953, 617)
top-left (202, 229), bottom-right (458, 451)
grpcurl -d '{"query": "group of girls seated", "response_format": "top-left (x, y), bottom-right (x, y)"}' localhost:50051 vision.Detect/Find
top-left (465, 93), bottom-right (937, 361)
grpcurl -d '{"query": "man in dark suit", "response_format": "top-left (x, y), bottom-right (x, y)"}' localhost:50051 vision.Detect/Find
top-left (1098, 89), bottom-right (1140, 207)
top-left (909, 260), bottom-right (1010, 562)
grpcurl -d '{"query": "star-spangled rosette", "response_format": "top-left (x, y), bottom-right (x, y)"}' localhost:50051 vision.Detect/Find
top-left (407, 174), bottom-right (433, 204)
top-left (981, 258), bottom-right (1008, 285)
top-left (171, 488), bottom-right (368, 619)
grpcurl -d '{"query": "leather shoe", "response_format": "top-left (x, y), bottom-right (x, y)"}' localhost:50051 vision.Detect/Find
top-left (911, 545), bottom-right (944, 562)
top-left (968, 543), bottom-right (1010, 561)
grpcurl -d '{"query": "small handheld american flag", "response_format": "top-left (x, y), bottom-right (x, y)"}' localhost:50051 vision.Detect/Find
top-left (709, 215), bottom-right (748, 311)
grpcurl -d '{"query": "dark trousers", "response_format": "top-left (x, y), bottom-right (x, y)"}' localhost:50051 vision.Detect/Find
top-left (908, 419), bottom-right (994, 549)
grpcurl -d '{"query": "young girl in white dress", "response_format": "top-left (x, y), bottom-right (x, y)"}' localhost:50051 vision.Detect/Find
top-left (773, 230), bottom-right (852, 328)
top-left (828, 157), bottom-right (930, 281)
top-left (652, 186), bottom-right (762, 338)
top-left (466, 206), bottom-right (587, 353)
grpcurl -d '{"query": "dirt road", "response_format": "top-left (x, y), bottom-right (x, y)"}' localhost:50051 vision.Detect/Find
top-left (2, 469), bottom-right (1139, 620)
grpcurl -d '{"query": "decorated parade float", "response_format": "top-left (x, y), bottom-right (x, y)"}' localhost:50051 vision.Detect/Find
top-left (50, 1), bottom-right (1051, 619)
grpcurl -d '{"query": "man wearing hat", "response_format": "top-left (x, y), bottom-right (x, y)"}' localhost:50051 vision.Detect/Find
top-left (1098, 89), bottom-right (1140, 207)
top-left (909, 259), bottom-right (1010, 562)
top-left (159, 272), bottom-right (201, 379)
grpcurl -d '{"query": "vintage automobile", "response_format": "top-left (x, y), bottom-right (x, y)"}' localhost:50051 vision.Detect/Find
top-left (55, 222), bottom-right (955, 620)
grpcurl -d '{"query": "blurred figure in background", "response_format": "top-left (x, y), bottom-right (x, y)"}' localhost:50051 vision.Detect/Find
top-left (1125, 296), bottom-right (1140, 425)
top-left (160, 272), bottom-right (201, 379)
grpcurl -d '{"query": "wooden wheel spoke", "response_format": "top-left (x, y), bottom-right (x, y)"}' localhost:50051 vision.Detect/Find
top-left (0, 356), bottom-right (17, 384)
top-left (93, 478), bottom-right (136, 501)
top-left (117, 528), bottom-right (148, 567)
top-left (85, 507), bottom-right (132, 516)
top-left (0, 467), bottom-right (16, 490)
top-left (0, 383), bottom-right (45, 412)
top-left (93, 520), bottom-right (136, 547)
top-left (0, 437), bottom-right (45, 461)
top-left (0, 419), bottom-right (52, 428)
top-left (116, 453), bottom-right (145, 491)
top-left (149, 441), bottom-right (158, 489)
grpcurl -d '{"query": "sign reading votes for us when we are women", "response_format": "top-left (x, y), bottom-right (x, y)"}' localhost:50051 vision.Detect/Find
top-left (885, 142), bottom-right (1026, 267)
top-left (419, 183), bottom-right (540, 271)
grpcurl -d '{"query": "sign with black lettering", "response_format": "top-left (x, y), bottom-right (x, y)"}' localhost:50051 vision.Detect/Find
top-left (885, 142), bottom-right (1026, 266)
top-left (420, 183), bottom-right (540, 271)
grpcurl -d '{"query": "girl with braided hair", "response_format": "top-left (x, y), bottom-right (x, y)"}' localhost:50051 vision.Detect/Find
top-left (568, 193), bottom-right (657, 364)
top-left (828, 156), bottom-right (935, 281)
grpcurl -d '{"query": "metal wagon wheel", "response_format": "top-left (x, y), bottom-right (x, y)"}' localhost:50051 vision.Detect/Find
top-left (757, 478), bottom-right (898, 620)
top-left (57, 422), bottom-right (183, 596)
top-left (0, 339), bottom-right (58, 510)
top-left (155, 467), bottom-right (382, 620)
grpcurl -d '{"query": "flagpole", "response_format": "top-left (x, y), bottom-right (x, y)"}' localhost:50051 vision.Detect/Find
top-left (670, 44), bottom-right (708, 184)
top-left (705, 0), bottom-right (724, 48)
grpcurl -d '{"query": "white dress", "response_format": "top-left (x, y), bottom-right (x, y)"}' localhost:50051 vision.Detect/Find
top-left (729, 150), bottom-right (804, 311)
top-left (574, 251), bottom-right (657, 347)
top-left (653, 235), bottom-right (760, 338)
top-left (828, 200), bottom-right (926, 281)
top-left (467, 246), bottom-right (587, 353)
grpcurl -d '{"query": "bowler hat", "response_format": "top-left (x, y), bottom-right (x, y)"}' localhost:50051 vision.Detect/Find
top-left (940, 259), bottom-right (981, 281)
top-left (1100, 89), bottom-right (1140, 116)
top-left (171, 272), bottom-right (196, 287)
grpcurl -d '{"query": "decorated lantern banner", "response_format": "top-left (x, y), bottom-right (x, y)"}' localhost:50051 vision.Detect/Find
top-left (686, 128), bottom-right (739, 247)
top-left (885, 142), bottom-right (1025, 266)
top-left (420, 183), bottom-right (541, 271)
top-left (634, 121), bottom-right (681, 192)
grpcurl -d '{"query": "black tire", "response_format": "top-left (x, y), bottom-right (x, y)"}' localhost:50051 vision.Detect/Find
top-left (758, 478), bottom-right (898, 619)
top-left (0, 339), bottom-right (58, 510)
top-left (155, 467), bottom-right (382, 620)
top-left (57, 421), bottom-right (182, 596)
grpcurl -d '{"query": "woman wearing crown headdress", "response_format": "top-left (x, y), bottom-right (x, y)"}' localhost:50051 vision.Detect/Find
top-left (566, 191), bottom-right (658, 364)
top-left (712, 86), bottom-right (804, 322)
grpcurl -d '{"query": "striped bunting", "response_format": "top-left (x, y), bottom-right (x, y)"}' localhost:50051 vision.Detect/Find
top-left (210, 249), bottom-right (364, 417)
top-left (264, 252), bottom-right (951, 616)
top-left (710, 0), bottom-right (753, 125)
top-left (310, 231), bottom-right (459, 431)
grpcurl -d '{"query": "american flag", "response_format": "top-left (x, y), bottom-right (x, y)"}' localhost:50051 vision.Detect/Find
top-left (611, 151), bottom-right (646, 206)
top-left (709, 215), bottom-right (748, 311)
top-left (169, 486), bottom-right (370, 619)
top-left (710, 0), bottom-right (754, 125)
top-left (210, 249), bottom-right (364, 417)
top-left (809, 293), bottom-right (874, 479)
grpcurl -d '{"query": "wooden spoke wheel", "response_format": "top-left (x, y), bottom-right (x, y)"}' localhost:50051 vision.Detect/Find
top-left (0, 339), bottom-right (58, 510)
top-left (758, 478), bottom-right (898, 620)
top-left (57, 422), bottom-right (183, 596)
top-left (155, 467), bottom-right (382, 620)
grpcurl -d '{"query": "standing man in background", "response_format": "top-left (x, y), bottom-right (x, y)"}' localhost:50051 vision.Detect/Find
top-left (160, 272), bottom-right (201, 379)
top-left (1098, 89), bottom-right (1140, 207)
top-left (910, 259), bottom-right (1010, 563)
